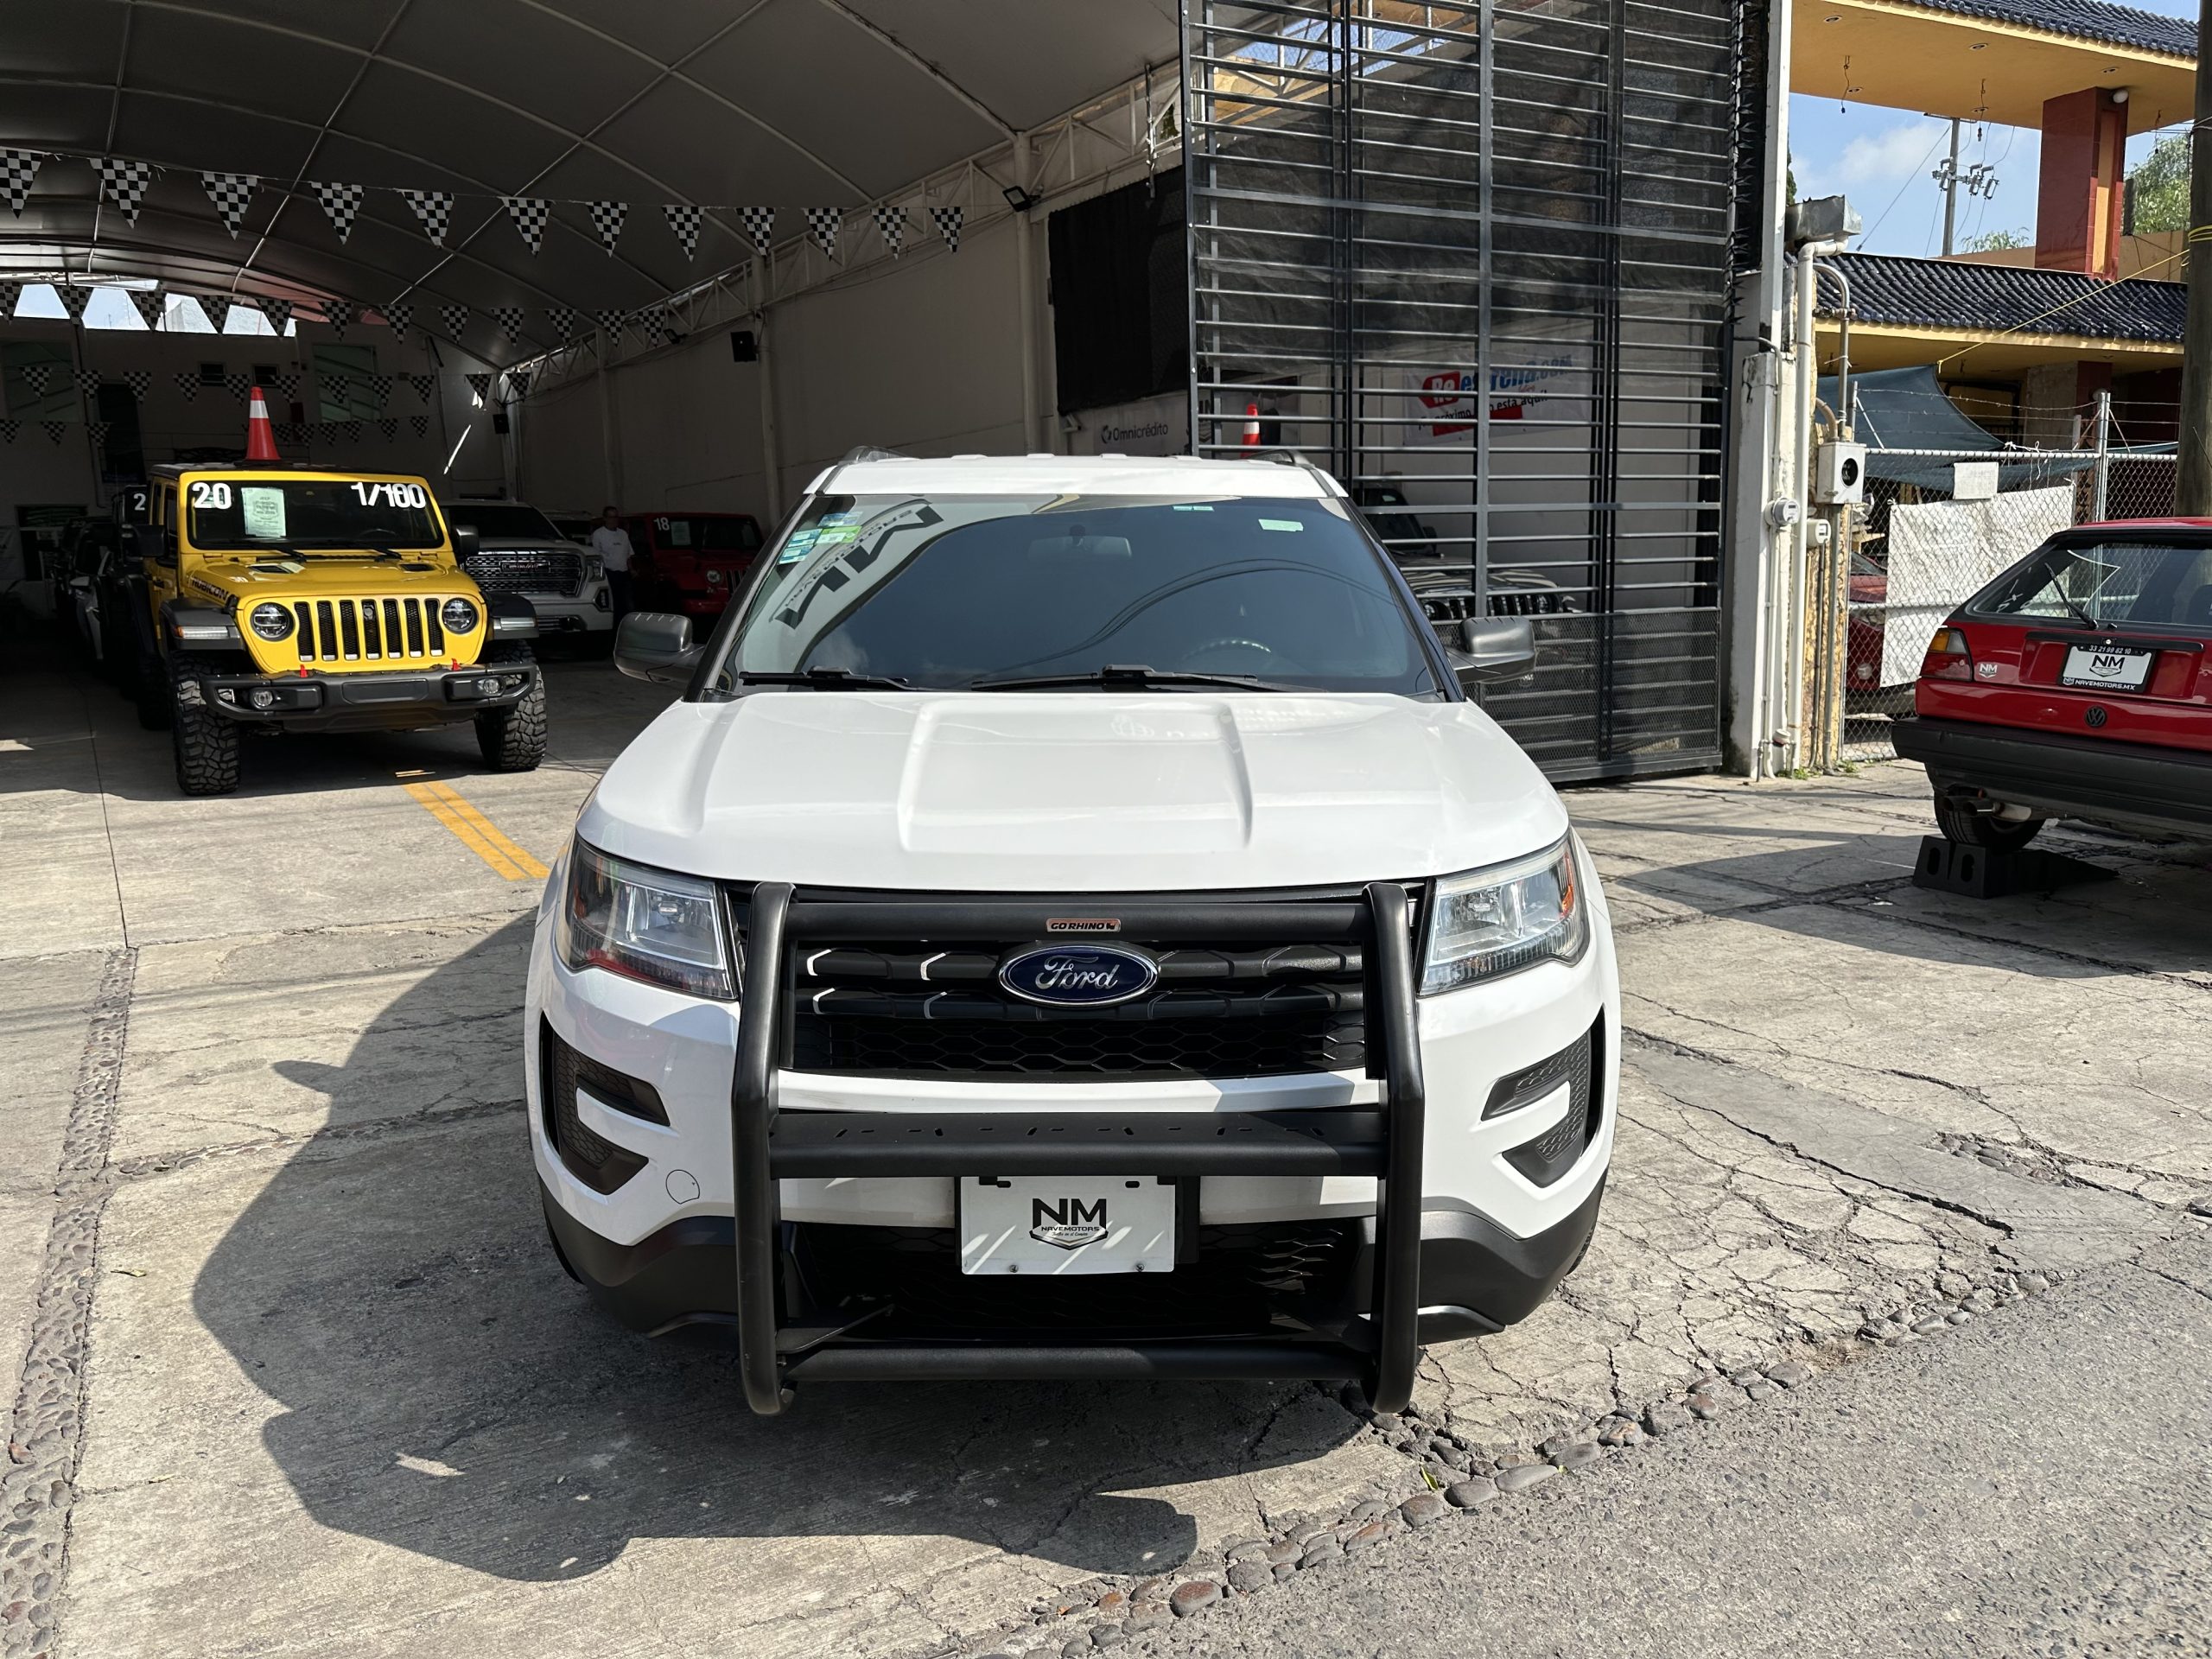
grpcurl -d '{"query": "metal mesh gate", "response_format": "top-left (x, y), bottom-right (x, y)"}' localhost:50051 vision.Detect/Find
top-left (1182, 0), bottom-right (1738, 779)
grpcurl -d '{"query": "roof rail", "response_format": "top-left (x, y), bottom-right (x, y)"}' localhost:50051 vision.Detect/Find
top-left (836, 445), bottom-right (909, 466)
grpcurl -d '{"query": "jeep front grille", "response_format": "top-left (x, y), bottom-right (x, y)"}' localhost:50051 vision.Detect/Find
top-left (292, 596), bottom-right (454, 662)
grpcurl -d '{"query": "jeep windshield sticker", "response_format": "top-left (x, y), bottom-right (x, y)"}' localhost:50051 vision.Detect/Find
top-left (239, 486), bottom-right (287, 540)
top-left (351, 480), bottom-right (430, 510)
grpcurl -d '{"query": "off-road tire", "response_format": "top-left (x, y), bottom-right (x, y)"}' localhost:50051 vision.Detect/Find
top-left (1932, 790), bottom-right (2042, 852)
top-left (474, 644), bottom-right (547, 772)
top-left (168, 654), bottom-right (241, 795)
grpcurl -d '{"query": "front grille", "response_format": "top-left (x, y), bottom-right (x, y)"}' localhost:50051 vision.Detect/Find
top-left (789, 941), bottom-right (1369, 1080)
top-left (467, 548), bottom-right (584, 597)
top-left (293, 595), bottom-right (454, 663)
top-left (793, 1218), bottom-right (1364, 1340)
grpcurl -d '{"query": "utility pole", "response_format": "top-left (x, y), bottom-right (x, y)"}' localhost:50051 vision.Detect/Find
top-left (1941, 119), bottom-right (1961, 255)
top-left (2181, 0), bottom-right (2212, 512)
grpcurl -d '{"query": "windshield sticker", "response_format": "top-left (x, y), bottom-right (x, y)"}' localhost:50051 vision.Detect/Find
top-left (1172, 504), bottom-right (1214, 512)
top-left (350, 480), bottom-right (430, 510)
top-left (1257, 518), bottom-right (1304, 532)
top-left (239, 486), bottom-right (287, 540)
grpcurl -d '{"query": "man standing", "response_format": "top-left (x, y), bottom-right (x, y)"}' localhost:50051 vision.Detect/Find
top-left (589, 506), bottom-right (635, 620)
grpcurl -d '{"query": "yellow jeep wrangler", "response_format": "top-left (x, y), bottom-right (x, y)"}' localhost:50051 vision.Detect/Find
top-left (127, 462), bottom-right (546, 796)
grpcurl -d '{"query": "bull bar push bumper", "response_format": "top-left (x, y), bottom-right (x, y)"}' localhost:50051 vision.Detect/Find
top-left (731, 881), bottom-right (1427, 1416)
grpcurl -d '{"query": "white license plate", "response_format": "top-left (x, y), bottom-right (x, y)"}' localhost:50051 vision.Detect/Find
top-left (958, 1176), bottom-right (1176, 1275)
top-left (2060, 644), bottom-right (2154, 691)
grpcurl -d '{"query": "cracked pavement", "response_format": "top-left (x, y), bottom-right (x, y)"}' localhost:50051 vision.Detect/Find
top-left (5, 650), bottom-right (2209, 1659)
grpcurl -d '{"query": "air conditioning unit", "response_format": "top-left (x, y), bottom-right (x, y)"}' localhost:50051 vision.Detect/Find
top-left (1814, 442), bottom-right (1866, 505)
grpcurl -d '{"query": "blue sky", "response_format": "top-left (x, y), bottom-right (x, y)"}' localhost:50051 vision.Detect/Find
top-left (1789, 0), bottom-right (2196, 257)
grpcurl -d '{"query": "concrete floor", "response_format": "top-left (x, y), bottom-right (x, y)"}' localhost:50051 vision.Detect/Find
top-left (3, 626), bottom-right (2208, 1659)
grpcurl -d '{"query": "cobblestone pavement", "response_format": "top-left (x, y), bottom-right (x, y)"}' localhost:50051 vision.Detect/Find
top-left (3, 648), bottom-right (2207, 1659)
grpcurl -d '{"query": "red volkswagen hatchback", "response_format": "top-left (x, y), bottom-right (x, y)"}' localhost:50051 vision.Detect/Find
top-left (1897, 520), bottom-right (2212, 848)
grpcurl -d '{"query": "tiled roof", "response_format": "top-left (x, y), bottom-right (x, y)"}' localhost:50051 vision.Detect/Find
top-left (1816, 252), bottom-right (2186, 345)
top-left (1897, 0), bottom-right (2196, 57)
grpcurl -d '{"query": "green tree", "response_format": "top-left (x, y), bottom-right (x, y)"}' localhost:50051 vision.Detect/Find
top-left (2126, 133), bottom-right (2190, 235)
top-left (1961, 229), bottom-right (2029, 251)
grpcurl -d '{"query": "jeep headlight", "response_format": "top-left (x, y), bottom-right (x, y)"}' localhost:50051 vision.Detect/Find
top-left (248, 601), bottom-right (294, 641)
top-left (1421, 837), bottom-right (1586, 995)
top-left (441, 596), bottom-right (480, 634)
top-left (557, 840), bottom-right (735, 999)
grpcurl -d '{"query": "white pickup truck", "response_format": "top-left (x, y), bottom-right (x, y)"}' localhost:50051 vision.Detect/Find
top-left (526, 451), bottom-right (1618, 1415)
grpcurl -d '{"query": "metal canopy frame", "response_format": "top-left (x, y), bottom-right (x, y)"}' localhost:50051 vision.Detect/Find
top-left (1184, 0), bottom-right (1738, 780)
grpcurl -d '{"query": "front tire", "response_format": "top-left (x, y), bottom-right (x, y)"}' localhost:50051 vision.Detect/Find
top-left (168, 655), bottom-right (241, 795)
top-left (1933, 790), bottom-right (2043, 851)
top-left (474, 644), bottom-right (547, 772)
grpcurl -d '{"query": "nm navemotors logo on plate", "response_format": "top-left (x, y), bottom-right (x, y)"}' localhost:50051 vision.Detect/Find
top-left (998, 943), bottom-right (1158, 1007)
top-left (1030, 1197), bottom-right (1110, 1250)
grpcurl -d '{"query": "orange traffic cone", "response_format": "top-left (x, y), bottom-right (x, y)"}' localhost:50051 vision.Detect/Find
top-left (244, 385), bottom-right (281, 462)
top-left (1242, 403), bottom-right (1261, 446)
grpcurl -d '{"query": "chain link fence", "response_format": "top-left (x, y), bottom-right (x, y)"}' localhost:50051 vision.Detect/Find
top-left (1834, 448), bottom-right (2178, 762)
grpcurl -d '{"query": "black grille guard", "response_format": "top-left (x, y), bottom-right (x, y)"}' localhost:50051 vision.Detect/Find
top-left (731, 883), bottom-right (1427, 1415)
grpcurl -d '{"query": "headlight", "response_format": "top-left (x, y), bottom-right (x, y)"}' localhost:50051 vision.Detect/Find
top-left (441, 596), bottom-right (480, 634)
top-left (556, 840), bottom-right (736, 999)
top-left (1421, 837), bottom-right (1586, 995)
top-left (248, 601), bottom-right (293, 641)
top-left (582, 553), bottom-right (605, 580)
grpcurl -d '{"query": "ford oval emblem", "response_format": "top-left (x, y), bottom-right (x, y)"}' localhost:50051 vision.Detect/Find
top-left (999, 943), bottom-right (1159, 1007)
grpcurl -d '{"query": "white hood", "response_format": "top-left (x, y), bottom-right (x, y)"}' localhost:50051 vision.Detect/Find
top-left (576, 692), bottom-right (1568, 892)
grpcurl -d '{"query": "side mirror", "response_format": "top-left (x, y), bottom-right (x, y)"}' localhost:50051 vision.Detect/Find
top-left (131, 524), bottom-right (172, 567)
top-left (614, 612), bottom-right (702, 685)
top-left (452, 524), bottom-right (480, 560)
top-left (1453, 613), bottom-right (1537, 685)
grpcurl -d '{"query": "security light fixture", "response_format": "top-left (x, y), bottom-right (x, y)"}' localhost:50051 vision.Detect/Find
top-left (1001, 183), bottom-right (1038, 214)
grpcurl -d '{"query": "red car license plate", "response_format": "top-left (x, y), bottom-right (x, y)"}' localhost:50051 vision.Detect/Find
top-left (2059, 644), bottom-right (2154, 692)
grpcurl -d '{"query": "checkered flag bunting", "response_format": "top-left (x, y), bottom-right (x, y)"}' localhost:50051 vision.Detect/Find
top-left (276, 371), bottom-right (302, 398)
top-left (43, 422), bottom-right (67, 445)
top-left (188, 294), bottom-right (227, 333)
top-left (739, 206), bottom-right (775, 257)
top-left (54, 283), bottom-right (92, 326)
top-left (587, 200), bottom-right (627, 255)
top-left (804, 207), bottom-right (842, 260)
top-left (377, 418), bottom-right (397, 442)
top-left (594, 308), bottom-right (625, 343)
top-left (1, 151), bottom-right (39, 217)
top-left (0, 421), bottom-right (15, 444)
top-left (22, 365), bottom-right (50, 395)
top-left (224, 372), bottom-right (253, 402)
top-left (365, 373), bottom-right (392, 410)
top-left (872, 205), bottom-right (906, 257)
top-left (122, 371), bottom-right (151, 400)
top-left (322, 298), bottom-right (358, 339)
top-left (92, 157), bottom-right (156, 225)
top-left (76, 370), bottom-right (103, 401)
top-left (406, 372), bottom-right (435, 403)
top-left (505, 371), bottom-right (531, 400)
top-left (399, 189), bottom-right (454, 245)
top-left (340, 420), bottom-right (362, 443)
top-left (501, 196), bottom-right (552, 253)
top-left (931, 205), bottom-right (963, 253)
top-left (410, 415), bottom-right (429, 438)
top-left (125, 289), bottom-right (166, 331)
top-left (0, 280), bottom-right (24, 320)
top-left (201, 172), bottom-right (255, 237)
top-left (439, 304), bottom-right (469, 341)
top-left (324, 373), bottom-right (350, 405)
top-left (493, 304), bottom-right (526, 345)
top-left (664, 204), bottom-right (703, 258)
top-left (173, 371), bottom-right (200, 403)
top-left (313, 181), bottom-right (365, 244)
top-left (545, 305), bottom-right (575, 344)
top-left (382, 300), bottom-right (412, 340)
top-left (465, 372), bottom-right (493, 404)
top-left (256, 296), bottom-right (293, 334)
top-left (88, 420), bottom-right (110, 448)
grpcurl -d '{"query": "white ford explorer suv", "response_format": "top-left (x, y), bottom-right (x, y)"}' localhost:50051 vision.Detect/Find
top-left (527, 451), bottom-right (1618, 1415)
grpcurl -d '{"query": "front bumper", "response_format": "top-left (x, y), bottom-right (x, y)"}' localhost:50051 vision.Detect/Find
top-left (1897, 715), bottom-right (2212, 836)
top-left (519, 589), bottom-right (613, 632)
top-left (188, 661), bottom-right (536, 733)
top-left (525, 855), bottom-right (1618, 1413)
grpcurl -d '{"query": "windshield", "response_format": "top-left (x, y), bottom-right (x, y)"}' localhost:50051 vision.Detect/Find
top-left (453, 503), bottom-right (565, 543)
top-left (1973, 538), bottom-right (2212, 632)
top-left (708, 493), bottom-right (1441, 696)
top-left (184, 477), bottom-right (442, 552)
top-left (645, 514), bottom-right (760, 554)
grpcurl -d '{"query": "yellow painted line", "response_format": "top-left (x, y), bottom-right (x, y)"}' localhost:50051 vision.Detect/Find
top-left (402, 779), bottom-right (550, 881)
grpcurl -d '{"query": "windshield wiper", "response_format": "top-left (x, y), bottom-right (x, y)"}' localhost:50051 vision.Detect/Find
top-left (736, 667), bottom-right (911, 690)
top-left (970, 664), bottom-right (1299, 693)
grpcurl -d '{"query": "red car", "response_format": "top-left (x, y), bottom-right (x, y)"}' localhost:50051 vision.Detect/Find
top-left (624, 512), bottom-right (765, 620)
top-left (1897, 519), bottom-right (2212, 848)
